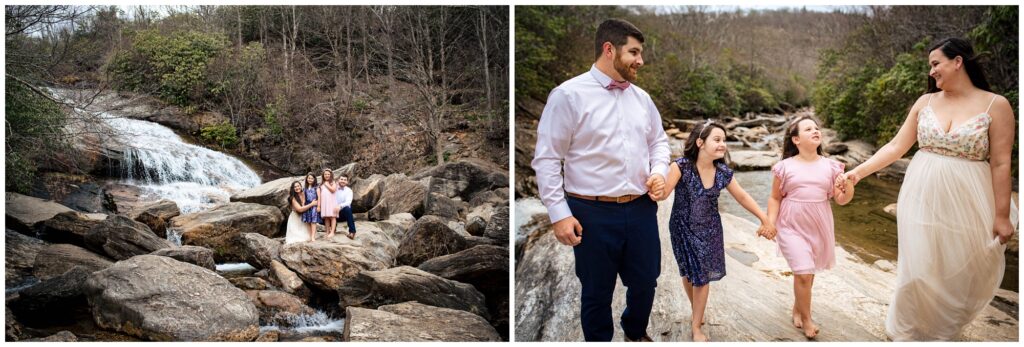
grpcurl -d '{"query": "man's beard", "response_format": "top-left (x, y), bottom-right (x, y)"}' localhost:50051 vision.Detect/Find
top-left (613, 50), bottom-right (637, 82)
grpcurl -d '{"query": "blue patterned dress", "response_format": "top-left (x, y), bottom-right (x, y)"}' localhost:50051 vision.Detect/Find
top-left (668, 157), bottom-right (733, 286)
top-left (301, 186), bottom-right (323, 224)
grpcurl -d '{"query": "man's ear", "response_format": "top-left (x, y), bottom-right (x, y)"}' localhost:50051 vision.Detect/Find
top-left (603, 42), bottom-right (614, 58)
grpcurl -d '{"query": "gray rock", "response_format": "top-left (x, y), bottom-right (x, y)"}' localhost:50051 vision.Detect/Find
top-left (333, 162), bottom-right (359, 182)
top-left (5, 192), bottom-right (75, 232)
top-left (337, 266), bottom-right (489, 320)
top-left (728, 151), bottom-right (780, 171)
top-left (24, 330), bottom-right (78, 342)
top-left (428, 176), bottom-right (471, 199)
top-left (33, 243), bottom-right (113, 281)
top-left (37, 211), bottom-right (106, 247)
top-left (60, 182), bottom-right (116, 214)
top-left (367, 174), bottom-right (428, 220)
top-left (230, 277), bottom-right (271, 290)
top-left (269, 260), bottom-right (306, 296)
top-left (350, 174), bottom-right (386, 213)
top-left (243, 290), bottom-right (316, 327)
top-left (150, 245), bottom-right (216, 271)
top-left (171, 202), bottom-right (283, 262)
top-left (85, 215), bottom-right (173, 260)
top-left (344, 302), bottom-right (501, 342)
top-left (83, 255), bottom-right (259, 341)
top-left (230, 176), bottom-right (300, 217)
top-left (423, 193), bottom-right (460, 219)
top-left (465, 204), bottom-right (495, 236)
top-left (128, 199), bottom-right (180, 238)
top-left (9, 266), bottom-right (91, 325)
top-left (411, 159), bottom-right (509, 201)
top-left (876, 158), bottom-right (911, 182)
top-left (483, 205), bottom-right (510, 245)
top-left (279, 222), bottom-right (402, 291)
top-left (469, 187), bottom-right (510, 207)
top-left (396, 216), bottom-right (469, 266)
top-left (6, 230), bottom-right (47, 286)
top-left (237, 233), bottom-right (282, 270)
top-left (418, 244), bottom-right (509, 336)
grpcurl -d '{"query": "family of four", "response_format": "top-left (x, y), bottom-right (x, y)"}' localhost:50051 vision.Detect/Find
top-left (532, 18), bottom-right (1014, 342)
top-left (284, 168), bottom-right (358, 244)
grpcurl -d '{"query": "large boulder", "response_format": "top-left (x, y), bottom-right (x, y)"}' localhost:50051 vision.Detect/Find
top-left (728, 151), bottom-right (780, 171)
top-left (350, 174), bottom-right (386, 213)
top-left (84, 215), bottom-right (173, 260)
top-left (469, 187), bottom-right (509, 208)
top-left (423, 193), bottom-right (460, 219)
top-left (337, 266), bottom-right (489, 320)
top-left (33, 243), bottom-right (113, 281)
top-left (5, 192), bottom-right (76, 233)
top-left (334, 162), bottom-right (359, 181)
top-left (411, 159), bottom-right (509, 201)
top-left (483, 205), bottom-right (510, 245)
top-left (418, 245), bottom-right (509, 338)
top-left (465, 204), bottom-right (495, 236)
top-left (427, 176), bottom-right (471, 199)
top-left (37, 211), bottom-right (107, 247)
top-left (279, 222), bottom-right (402, 291)
top-left (366, 174), bottom-right (428, 220)
top-left (6, 230), bottom-right (47, 286)
top-left (60, 182), bottom-right (117, 214)
top-left (171, 202), bottom-right (283, 262)
top-left (244, 290), bottom-right (316, 326)
top-left (269, 260), bottom-right (307, 296)
top-left (8, 266), bottom-right (92, 326)
top-left (831, 140), bottom-right (876, 168)
top-left (150, 246), bottom-right (216, 271)
top-left (344, 302), bottom-right (501, 342)
top-left (237, 233), bottom-right (282, 270)
top-left (396, 215), bottom-right (469, 266)
top-left (83, 255), bottom-right (259, 341)
top-left (230, 176), bottom-right (300, 216)
top-left (128, 199), bottom-right (180, 238)
top-left (876, 157), bottom-right (911, 182)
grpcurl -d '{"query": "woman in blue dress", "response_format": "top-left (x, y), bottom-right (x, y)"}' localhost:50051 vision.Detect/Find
top-left (659, 121), bottom-right (773, 342)
top-left (301, 173), bottom-right (322, 241)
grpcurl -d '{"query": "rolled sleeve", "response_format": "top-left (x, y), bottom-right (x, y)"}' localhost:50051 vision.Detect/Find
top-left (532, 88), bottom-right (576, 223)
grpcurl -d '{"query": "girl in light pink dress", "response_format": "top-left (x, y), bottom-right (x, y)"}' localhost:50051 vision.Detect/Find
top-left (318, 169), bottom-right (339, 238)
top-left (766, 116), bottom-right (854, 339)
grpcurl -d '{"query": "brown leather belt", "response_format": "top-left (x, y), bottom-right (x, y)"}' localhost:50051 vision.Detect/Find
top-left (567, 192), bottom-right (643, 203)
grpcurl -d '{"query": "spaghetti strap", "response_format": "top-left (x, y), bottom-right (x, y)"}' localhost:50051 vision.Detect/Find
top-left (927, 93), bottom-right (934, 106)
top-left (985, 94), bottom-right (997, 113)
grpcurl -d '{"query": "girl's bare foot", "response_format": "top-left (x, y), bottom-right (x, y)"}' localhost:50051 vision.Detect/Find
top-left (692, 326), bottom-right (708, 342)
top-left (802, 319), bottom-right (819, 339)
top-left (792, 311), bottom-right (803, 329)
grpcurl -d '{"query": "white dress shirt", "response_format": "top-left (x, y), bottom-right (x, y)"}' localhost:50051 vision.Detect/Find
top-left (532, 65), bottom-right (670, 223)
top-left (334, 186), bottom-right (353, 209)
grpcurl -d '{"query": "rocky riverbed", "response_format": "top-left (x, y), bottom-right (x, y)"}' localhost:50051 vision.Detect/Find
top-left (514, 198), bottom-right (1018, 342)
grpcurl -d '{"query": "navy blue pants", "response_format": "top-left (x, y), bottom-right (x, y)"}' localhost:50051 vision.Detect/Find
top-left (568, 195), bottom-right (661, 341)
top-left (339, 206), bottom-right (356, 234)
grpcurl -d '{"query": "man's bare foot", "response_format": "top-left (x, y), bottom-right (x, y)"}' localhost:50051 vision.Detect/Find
top-left (802, 320), bottom-right (819, 339)
top-left (692, 326), bottom-right (708, 342)
top-left (347, 232), bottom-right (355, 240)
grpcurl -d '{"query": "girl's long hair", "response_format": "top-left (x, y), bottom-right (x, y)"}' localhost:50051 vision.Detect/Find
top-left (782, 116), bottom-right (824, 160)
top-left (927, 37), bottom-right (991, 93)
top-left (304, 173), bottom-right (318, 190)
top-left (321, 169), bottom-right (334, 188)
top-left (683, 121), bottom-right (729, 166)
top-left (288, 181), bottom-right (304, 206)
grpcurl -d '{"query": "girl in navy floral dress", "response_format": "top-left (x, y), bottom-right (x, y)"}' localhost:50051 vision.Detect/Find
top-left (301, 173), bottom-right (322, 241)
top-left (659, 121), bottom-right (773, 342)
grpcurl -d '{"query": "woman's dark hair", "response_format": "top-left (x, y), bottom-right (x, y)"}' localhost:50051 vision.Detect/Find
top-left (782, 116), bottom-right (824, 160)
top-left (594, 18), bottom-right (644, 59)
top-left (303, 173), bottom-right (318, 190)
top-left (288, 181), bottom-right (304, 206)
top-left (683, 121), bottom-right (729, 166)
top-left (927, 37), bottom-right (991, 93)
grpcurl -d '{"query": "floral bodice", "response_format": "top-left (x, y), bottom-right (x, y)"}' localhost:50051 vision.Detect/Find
top-left (916, 95), bottom-right (995, 161)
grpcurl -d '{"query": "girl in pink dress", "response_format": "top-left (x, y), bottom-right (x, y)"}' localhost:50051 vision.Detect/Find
top-left (318, 169), bottom-right (339, 238)
top-left (766, 116), bottom-right (854, 339)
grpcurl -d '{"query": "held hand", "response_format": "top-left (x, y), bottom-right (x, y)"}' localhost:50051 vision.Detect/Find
top-left (834, 173), bottom-right (847, 193)
top-left (843, 172), bottom-right (861, 187)
top-left (552, 216), bottom-right (583, 246)
top-left (646, 174), bottom-right (666, 200)
top-left (763, 223), bottom-right (778, 241)
top-left (994, 217), bottom-right (1015, 245)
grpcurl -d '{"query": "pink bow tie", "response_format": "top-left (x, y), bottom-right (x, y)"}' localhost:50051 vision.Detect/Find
top-left (606, 80), bottom-right (631, 90)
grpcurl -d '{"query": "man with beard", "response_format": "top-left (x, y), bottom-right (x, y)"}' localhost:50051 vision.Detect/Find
top-left (532, 18), bottom-right (670, 342)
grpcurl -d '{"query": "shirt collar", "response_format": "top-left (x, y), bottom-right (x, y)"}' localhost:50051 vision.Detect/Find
top-left (589, 64), bottom-right (616, 89)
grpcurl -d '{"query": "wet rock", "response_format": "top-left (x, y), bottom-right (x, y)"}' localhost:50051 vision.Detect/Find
top-left (60, 182), bottom-right (116, 214)
top-left (279, 222), bottom-right (402, 291)
top-left (9, 266), bottom-right (91, 326)
top-left (33, 243), bottom-right (113, 281)
top-left (344, 301), bottom-right (500, 342)
top-left (337, 266), bottom-right (489, 320)
top-left (237, 233), bottom-right (282, 270)
top-left (37, 211), bottom-right (106, 247)
top-left (244, 290), bottom-right (316, 326)
top-left (150, 246), bottom-right (216, 271)
top-left (83, 255), bottom-right (259, 341)
top-left (84, 215), bottom-right (173, 260)
top-left (6, 230), bottom-right (47, 286)
top-left (172, 202), bottom-right (283, 262)
top-left (396, 216), bottom-right (469, 266)
top-left (5, 192), bottom-right (76, 233)
top-left (128, 199), bottom-right (180, 238)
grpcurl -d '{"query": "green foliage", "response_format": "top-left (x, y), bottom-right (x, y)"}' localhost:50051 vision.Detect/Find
top-left (5, 77), bottom-right (67, 193)
top-left (862, 48), bottom-right (929, 147)
top-left (200, 121), bottom-right (239, 148)
top-left (262, 102), bottom-right (284, 139)
top-left (353, 99), bottom-right (369, 112)
top-left (514, 6), bottom-right (581, 102)
top-left (109, 29), bottom-right (228, 107)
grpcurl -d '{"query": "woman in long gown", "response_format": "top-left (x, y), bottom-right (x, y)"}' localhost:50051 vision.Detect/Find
top-left (842, 37), bottom-right (1015, 341)
top-left (285, 181), bottom-right (318, 244)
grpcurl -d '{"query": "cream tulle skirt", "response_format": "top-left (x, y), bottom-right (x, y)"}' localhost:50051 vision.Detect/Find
top-left (284, 210), bottom-right (310, 244)
top-left (885, 151), bottom-right (1006, 341)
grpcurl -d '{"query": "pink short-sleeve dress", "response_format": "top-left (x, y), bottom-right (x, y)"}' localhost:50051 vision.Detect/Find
top-left (771, 156), bottom-right (844, 274)
top-left (319, 183), bottom-right (339, 218)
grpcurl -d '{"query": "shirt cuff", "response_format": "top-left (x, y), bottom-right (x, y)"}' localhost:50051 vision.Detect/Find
top-left (546, 201), bottom-right (573, 224)
top-left (651, 163), bottom-right (669, 179)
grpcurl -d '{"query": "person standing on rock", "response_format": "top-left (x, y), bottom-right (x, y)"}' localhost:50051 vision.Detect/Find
top-left (840, 37), bottom-right (1015, 341)
top-left (318, 169), bottom-right (339, 239)
top-left (334, 175), bottom-right (357, 239)
top-left (532, 18), bottom-right (669, 342)
top-left (656, 121), bottom-right (774, 342)
top-left (301, 173), bottom-right (323, 241)
top-left (286, 181), bottom-right (317, 244)
top-left (768, 116), bottom-right (854, 339)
